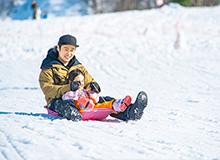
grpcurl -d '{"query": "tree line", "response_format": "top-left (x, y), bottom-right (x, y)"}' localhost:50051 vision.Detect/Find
top-left (172, 0), bottom-right (219, 7)
top-left (0, 0), bottom-right (219, 18)
top-left (84, 0), bottom-right (219, 14)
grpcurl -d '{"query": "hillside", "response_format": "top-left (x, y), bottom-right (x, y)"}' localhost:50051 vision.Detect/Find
top-left (0, 3), bottom-right (220, 160)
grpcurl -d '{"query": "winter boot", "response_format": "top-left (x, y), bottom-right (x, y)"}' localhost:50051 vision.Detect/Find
top-left (125, 91), bottom-right (148, 121)
top-left (113, 95), bottom-right (132, 112)
top-left (78, 97), bottom-right (94, 111)
top-left (50, 99), bottom-right (82, 121)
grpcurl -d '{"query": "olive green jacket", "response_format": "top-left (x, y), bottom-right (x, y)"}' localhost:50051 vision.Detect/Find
top-left (39, 47), bottom-right (99, 106)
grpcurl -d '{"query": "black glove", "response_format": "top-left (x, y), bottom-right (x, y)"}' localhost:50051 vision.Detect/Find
top-left (70, 81), bottom-right (81, 91)
top-left (90, 82), bottom-right (101, 93)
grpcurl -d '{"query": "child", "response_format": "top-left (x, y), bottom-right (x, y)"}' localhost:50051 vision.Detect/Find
top-left (42, 11), bottom-right (48, 19)
top-left (62, 69), bottom-right (132, 113)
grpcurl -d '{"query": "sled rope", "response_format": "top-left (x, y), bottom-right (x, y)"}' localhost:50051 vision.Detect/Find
top-left (91, 83), bottom-right (111, 109)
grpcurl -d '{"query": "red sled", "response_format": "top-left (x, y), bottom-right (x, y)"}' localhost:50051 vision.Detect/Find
top-left (44, 106), bottom-right (114, 121)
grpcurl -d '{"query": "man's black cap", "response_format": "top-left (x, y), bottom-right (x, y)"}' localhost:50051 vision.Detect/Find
top-left (58, 34), bottom-right (79, 47)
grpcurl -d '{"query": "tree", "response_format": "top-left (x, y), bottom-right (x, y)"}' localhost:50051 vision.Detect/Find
top-left (191, 0), bottom-right (219, 6)
top-left (171, 0), bottom-right (191, 6)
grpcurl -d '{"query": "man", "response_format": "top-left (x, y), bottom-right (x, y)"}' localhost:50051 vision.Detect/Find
top-left (31, 0), bottom-right (38, 19)
top-left (39, 34), bottom-right (148, 121)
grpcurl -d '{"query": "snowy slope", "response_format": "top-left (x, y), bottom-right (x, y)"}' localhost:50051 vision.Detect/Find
top-left (1, 3), bottom-right (220, 160)
top-left (8, 0), bottom-right (87, 20)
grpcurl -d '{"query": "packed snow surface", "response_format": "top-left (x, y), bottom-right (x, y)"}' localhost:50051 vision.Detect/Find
top-left (0, 2), bottom-right (220, 160)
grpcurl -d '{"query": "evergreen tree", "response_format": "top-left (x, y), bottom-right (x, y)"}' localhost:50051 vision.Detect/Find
top-left (171, 0), bottom-right (191, 7)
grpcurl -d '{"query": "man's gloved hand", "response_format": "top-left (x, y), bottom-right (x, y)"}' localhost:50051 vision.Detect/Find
top-left (90, 82), bottom-right (101, 93)
top-left (70, 81), bottom-right (81, 91)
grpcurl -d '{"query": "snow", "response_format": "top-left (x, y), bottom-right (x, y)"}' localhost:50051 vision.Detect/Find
top-left (1, 2), bottom-right (220, 160)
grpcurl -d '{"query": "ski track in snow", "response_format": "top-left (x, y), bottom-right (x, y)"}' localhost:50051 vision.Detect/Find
top-left (1, 3), bottom-right (220, 160)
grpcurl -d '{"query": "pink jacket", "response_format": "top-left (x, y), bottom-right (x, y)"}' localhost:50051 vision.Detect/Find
top-left (62, 89), bottom-right (99, 104)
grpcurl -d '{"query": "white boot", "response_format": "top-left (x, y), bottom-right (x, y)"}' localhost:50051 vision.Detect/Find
top-left (113, 99), bottom-right (123, 112)
top-left (112, 95), bottom-right (132, 112)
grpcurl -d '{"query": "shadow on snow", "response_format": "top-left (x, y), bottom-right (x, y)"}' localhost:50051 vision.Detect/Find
top-left (0, 111), bottom-right (60, 121)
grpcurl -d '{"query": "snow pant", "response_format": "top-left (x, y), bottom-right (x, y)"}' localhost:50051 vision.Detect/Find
top-left (98, 96), bottom-right (128, 121)
top-left (74, 98), bottom-right (115, 113)
top-left (49, 98), bottom-right (82, 121)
